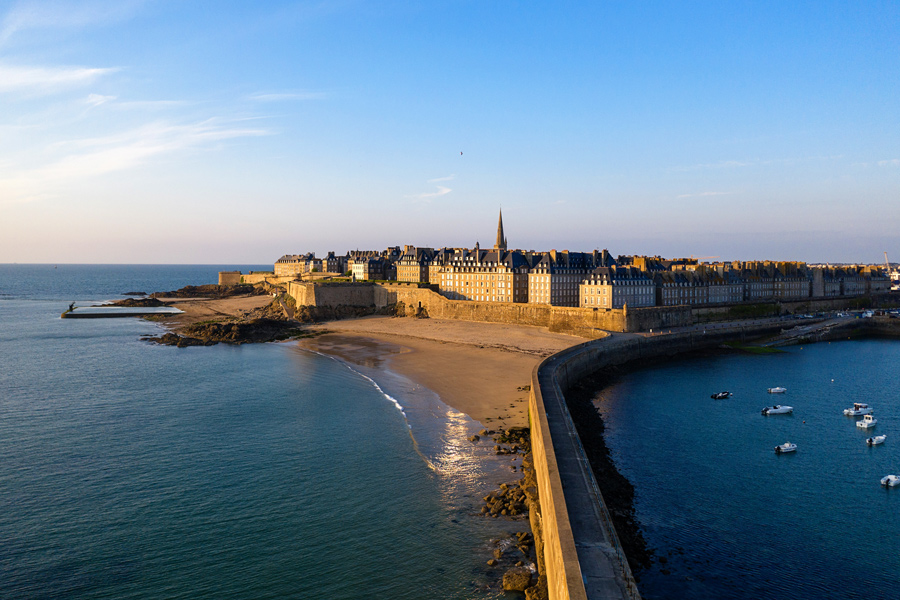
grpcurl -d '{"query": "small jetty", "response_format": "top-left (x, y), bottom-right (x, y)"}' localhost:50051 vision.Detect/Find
top-left (61, 306), bottom-right (182, 319)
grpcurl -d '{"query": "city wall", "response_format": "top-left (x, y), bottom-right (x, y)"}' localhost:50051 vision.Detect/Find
top-left (528, 321), bottom-right (788, 600)
top-left (282, 281), bottom-right (693, 335)
top-left (218, 271), bottom-right (296, 286)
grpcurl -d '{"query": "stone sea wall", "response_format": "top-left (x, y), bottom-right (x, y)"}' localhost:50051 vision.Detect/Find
top-left (528, 321), bottom-right (788, 600)
top-left (282, 281), bottom-right (694, 335)
top-left (527, 317), bottom-right (900, 600)
top-left (218, 271), bottom-right (295, 286)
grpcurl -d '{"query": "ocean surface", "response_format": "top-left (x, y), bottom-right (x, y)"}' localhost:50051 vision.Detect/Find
top-left (596, 341), bottom-right (900, 600)
top-left (0, 265), bottom-right (524, 600)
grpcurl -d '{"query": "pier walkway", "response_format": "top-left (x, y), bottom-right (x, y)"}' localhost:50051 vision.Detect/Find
top-left (538, 337), bottom-right (641, 600)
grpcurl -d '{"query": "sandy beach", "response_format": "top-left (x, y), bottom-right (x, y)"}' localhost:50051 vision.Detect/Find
top-left (297, 316), bottom-right (586, 429)
top-left (151, 294), bottom-right (276, 326)
top-left (149, 295), bottom-right (587, 429)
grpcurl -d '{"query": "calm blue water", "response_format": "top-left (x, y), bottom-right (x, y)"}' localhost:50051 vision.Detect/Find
top-left (0, 265), bottom-right (523, 600)
top-left (597, 342), bottom-right (900, 600)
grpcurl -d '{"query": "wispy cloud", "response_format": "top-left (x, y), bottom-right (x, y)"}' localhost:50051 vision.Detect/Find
top-left (0, 0), bottom-right (146, 44)
top-left (0, 63), bottom-right (117, 95)
top-left (85, 93), bottom-right (116, 106)
top-left (249, 91), bottom-right (328, 102)
top-left (408, 186), bottom-right (452, 201)
top-left (407, 176), bottom-right (455, 201)
top-left (676, 191), bottom-right (736, 199)
top-left (877, 159), bottom-right (900, 167)
top-left (427, 174), bottom-right (455, 183)
top-left (0, 119), bottom-right (270, 203)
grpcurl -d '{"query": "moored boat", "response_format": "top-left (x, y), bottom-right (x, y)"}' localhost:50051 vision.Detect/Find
top-left (844, 402), bottom-right (874, 416)
top-left (856, 414), bottom-right (877, 429)
top-left (866, 435), bottom-right (886, 446)
top-left (881, 475), bottom-right (900, 487)
top-left (775, 442), bottom-right (797, 454)
top-left (711, 391), bottom-right (732, 399)
top-left (761, 405), bottom-right (793, 415)
top-left (767, 387), bottom-right (787, 394)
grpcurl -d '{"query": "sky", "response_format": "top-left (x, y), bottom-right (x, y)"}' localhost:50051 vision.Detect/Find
top-left (1, 0), bottom-right (898, 264)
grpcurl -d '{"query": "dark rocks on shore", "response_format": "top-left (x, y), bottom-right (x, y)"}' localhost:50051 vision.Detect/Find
top-left (122, 291), bottom-right (147, 296)
top-left (181, 318), bottom-right (301, 345)
top-left (502, 567), bottom-right (533, 592)
top-left (112, 297), bottom-right (166, 308)
top-left (565, 368), bottom-right (653, 574)
top-left (141, 333), bottom-right (215, 348)
top-left (150, 284), bottom-right (266, 299)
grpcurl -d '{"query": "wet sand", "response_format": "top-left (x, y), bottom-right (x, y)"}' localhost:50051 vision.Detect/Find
top-left (298, 316), bottom-right (586, 429)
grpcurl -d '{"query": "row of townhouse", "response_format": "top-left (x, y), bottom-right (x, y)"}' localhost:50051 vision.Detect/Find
top-left (275, 252), bottom-right (345, 277)
top-left (577, 262), bottom-right (891, 309)
top-left (277, 215), bottom-right (890, 309)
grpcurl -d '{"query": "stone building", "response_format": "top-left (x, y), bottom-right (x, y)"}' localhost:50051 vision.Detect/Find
top-left (274, 253), bottom-right (315, 277)
top-left (396, 246), bottom-right (435, 283)
top-left (527, 249), bottom-right (612, 306)
top-left (580, 266), bottom-right (655, 309)
top-left (435, 244), bottom-right (530, 303)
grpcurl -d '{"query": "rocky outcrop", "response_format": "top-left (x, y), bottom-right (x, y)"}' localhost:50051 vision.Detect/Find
top-left (502, 567), bottom-right (534, 592)
top-left (112, 297), bottom-right (165, 307)
top-left (179, 318), bottom-right (301, 344)
top-left (150, 284), bottom-right (266, 299)
top-left (293, 304), bottom-right (381, 323)
top-left (141, 332), bottom-right (215, 347)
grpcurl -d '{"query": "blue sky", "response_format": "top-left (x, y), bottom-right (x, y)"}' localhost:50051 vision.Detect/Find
top-left (1, 0), bottom-right (898, 264)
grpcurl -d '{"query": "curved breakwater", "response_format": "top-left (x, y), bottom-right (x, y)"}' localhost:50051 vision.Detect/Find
top-left (528, 319), bottom-right (900, 600)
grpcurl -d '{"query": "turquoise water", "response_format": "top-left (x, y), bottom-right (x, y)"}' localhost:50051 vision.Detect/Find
top-left (0, 266), bottom-right (522, 599)
top-left (597, 341), bottom-right (900, 600)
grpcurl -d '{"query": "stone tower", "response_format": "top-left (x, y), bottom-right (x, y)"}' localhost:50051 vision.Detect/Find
top-left (495, 209), bottom-right (507, 251)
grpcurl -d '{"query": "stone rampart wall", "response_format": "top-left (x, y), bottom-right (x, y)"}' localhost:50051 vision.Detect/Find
top-left (374, 284), bottom-right (691, 336)
top-left (218, 271), bottom-right (242, 286)
top-left (528, 321), bottom-right (788, 600)
top-left (218, 271), bottom-right (294, 286)
top-left (287, 281), bottom-right (378, 308)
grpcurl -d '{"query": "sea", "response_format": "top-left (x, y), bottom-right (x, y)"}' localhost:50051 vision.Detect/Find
top-left (0, 265), bottom-right (524, 600)
top-left (596, 340), bottom-right (900, 600)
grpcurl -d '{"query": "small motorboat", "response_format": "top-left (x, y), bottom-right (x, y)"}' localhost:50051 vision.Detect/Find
top-left (881, 475), bottom-right (900, 487)
top-left (761, 405), bottom-right (793, 415)
top-left (856, 414), bottom-right (877, 429)
top-left (866, 435), bottom-right (886, 446)
top-left (843, 402), bottom-right (874, 416)
top-left (767, 387), bottom-right (787, 394)
top-left (711, 391), bottom-right (732, 399)
top-left (775, 442), bottom-right (797, 454)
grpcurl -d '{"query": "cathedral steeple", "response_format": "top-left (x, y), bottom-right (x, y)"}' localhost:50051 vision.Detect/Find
top-left (495, 209), bottom-right (507, 251)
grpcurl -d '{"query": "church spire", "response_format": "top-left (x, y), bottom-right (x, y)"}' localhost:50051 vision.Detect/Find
top-left (495, 209), bottom-right (507, 251)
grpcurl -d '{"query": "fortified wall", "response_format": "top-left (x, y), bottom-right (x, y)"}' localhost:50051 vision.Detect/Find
top-left (527, 321), bottom-right (788, 600)
top-left (284, 281), bottom-right (693, 335)
top-left (218, 271), bottom-right (296, 286)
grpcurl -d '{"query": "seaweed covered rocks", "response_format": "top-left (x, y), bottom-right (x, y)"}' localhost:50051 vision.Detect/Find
top-left (481, 482), bottom-right (529, 517)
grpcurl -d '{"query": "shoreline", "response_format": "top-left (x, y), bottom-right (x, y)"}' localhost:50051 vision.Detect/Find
top-left (296, 316), bottom-right (584, 429)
